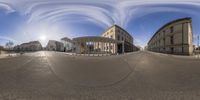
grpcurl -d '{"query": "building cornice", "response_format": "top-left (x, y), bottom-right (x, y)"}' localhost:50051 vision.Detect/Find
top-left (102, 25), bottom-right (132, 38)
top-left (148, 17), bottom-right (192, 45)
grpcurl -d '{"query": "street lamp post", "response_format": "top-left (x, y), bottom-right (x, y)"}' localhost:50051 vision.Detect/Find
top-left (198, 35), bottom-right (200, 59)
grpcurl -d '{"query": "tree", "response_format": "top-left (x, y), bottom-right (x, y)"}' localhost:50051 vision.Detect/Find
top-left (0, 46), bottom-right (3, 54)
top-left (5, 41), bottom-right (14, 50)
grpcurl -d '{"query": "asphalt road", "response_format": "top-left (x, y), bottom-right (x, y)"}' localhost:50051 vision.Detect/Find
top-left (0, 51), bottom-right (200, 100)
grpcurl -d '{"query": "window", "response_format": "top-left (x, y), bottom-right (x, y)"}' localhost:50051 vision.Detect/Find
top-left (171, 47), bottom-right (174, 53)
top-left (163, 38), bottom-right (165, 46)
top-left (110, 35), bottom-right (113, 39)
top-left (110, 29), bottom-right (113, 32)
top-left (118, 35), bottom-right (120, 41)
top-left (118, 29), bottom-right (120, 33)
top-left (163, 31), bottom-right (165, 36)
top-left (170, 26), bottom-right (174, 33)
top-left (159, 40), bottom-right (160, 46)
top-left (170, 36), bottom-right (174, 44)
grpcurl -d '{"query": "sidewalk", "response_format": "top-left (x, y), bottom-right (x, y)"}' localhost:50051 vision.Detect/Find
top-left (0, 53), bottom-right (19, 59)
top-left (147, 51), bottom-right (200, 59)
top-left (65, 53), bottom-right (111, 57)
top-left (0, 54), bottom-right (7, 59)
top-left (64, 51), bottom-right (140, 57)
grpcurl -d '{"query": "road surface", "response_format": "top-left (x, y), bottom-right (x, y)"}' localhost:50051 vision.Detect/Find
top-left (0, 51), bottom-right (200, 100)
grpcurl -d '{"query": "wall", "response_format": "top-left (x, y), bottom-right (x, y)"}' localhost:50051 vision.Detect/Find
top-left (148, 18), bottom-right (193, 55)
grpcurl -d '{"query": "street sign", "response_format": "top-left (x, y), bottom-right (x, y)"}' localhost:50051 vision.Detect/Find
top-left (198, 35), bottom-right (199, 45)
top-left (198, 35), bottom-right (200, 59)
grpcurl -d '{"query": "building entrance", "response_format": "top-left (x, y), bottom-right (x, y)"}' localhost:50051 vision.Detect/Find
top-left (117, 44), bottom-right (123, 54)
top-left (171, 47), bottom-right (174, 54)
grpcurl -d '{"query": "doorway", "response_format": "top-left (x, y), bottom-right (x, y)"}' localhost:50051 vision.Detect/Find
top-left (117, 43), bottom-right (123, 54)
top-left (171, 47), bottom-right (174, 54)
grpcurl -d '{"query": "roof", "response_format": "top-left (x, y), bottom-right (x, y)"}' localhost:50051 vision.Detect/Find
top-left (48, 40), bottom-right (63, 43)
top-left (0, 46), bottom-right (3, 49)
top-left (61, 37), bottom-right (72, 42)
top-left (148, 17), bottom-right (192, 44)
top-left (21, 41), bottom-right (41, 46)
top-left (102, 24), bottom-right (132, 38)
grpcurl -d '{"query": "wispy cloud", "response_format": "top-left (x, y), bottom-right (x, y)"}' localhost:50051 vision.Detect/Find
top-left (0, 2), bottom-right (15, 14)
top-left (0, 36), bottom-right (17, 42)
top-left (1, 0), bottom-right (200, 46)
top-left (118, 1), bottom-right (200, 27)
top-left (0, 36), bottom-right (18, 46)
top-left (1, 0), bottom-right (200, 28)
top-left (27, 5), bottom-right (114, 28)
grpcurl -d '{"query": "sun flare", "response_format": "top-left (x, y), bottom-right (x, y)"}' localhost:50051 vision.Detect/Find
top-left (39, 35), bottom-right (47, 41)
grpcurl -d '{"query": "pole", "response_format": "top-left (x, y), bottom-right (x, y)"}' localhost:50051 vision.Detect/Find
top-left (198, 35), bottom-right (199, 59)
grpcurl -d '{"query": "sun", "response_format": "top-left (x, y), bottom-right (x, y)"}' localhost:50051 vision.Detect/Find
top-left (39, 35), bottom-right (47, 41)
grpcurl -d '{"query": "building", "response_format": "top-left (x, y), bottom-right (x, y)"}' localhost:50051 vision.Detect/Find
top-left (46, 40), bottom-right (64, 51)
top-left (61, 37), bottom-right (73, 52)
top-left (196, 46), bottom-right (200, 50)
top-left (14, 41), bottom-right (42, 51)
top-left (0, 46), bottom-right (2, 50)
top-left (195, 46), bottom-right (200, 54)
top-left (101, 25), bottom-right (135, 53)
top-left (133, 45), bottom-right (141, 51)
top-left (73, 36), bottom-right (118, 54)
top-left (71, 25), bottom-right (137, 54)
top-left (148, 17), bottom-right (193, 55)
top-left (0, 46), bottom-right (3, 54)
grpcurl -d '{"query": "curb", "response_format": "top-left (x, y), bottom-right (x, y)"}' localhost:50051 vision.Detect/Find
top-left (147, 51), bottom-right (200, 59)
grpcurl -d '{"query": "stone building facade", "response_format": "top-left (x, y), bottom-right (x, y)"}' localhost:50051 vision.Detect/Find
top-left (46, 40), bottom-right (64, 51)
top-left (61, 37), bottom-right (73, 52)
top-left (0, 46), bottom-right (3, 54)
top-left (101, 25), bottom-right (134, 53)
top-left (148, 17), bottom-right (193, 55)
top-left (14, 41), bottom-right (42, 51)
top-left (73, 36), bottom-right (118, 54)
top-left (71, 25), bottom-right (137, 54)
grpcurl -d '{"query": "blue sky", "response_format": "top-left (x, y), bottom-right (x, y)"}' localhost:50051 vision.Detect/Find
top-left (0, 0), bottom-right (200, 47)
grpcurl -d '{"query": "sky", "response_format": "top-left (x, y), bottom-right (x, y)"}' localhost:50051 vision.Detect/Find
top-left (0, 0), bottom-right (200, 47)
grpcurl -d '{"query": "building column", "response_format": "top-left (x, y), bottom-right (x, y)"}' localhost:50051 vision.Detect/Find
top-left (111, 42), bottom-right (113, 54)
top-left (100, 42), bottom-right (103, 52)
top-left (72, 42), bottom-right (74, 53)
top-left (102, 42), bottom-right (104, 52)
top-left (94, 42), bottom-right (96, 53)
top-left (98, 42), bottom-right (100, 50)
top-left (113, 43), bottom-right (117, 54)
top-left (104, 42), bottom-right (107, 52)
top-left (104, 42), bottom-right (106, 52)
top-left (106, 42), bottom-right (108, 53)
top-left (103, 42), bottom-right (105, 53)
top-left (112, 43), bottom-right (114, 54)
top-left (122, 42), bottom-right (125, 54)
top-left (109, 42), bottom-right (111, 54)
top-left (84, 42), bottom-right (87, 54)
top-left (79, 42), bottom-right (81, 54)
